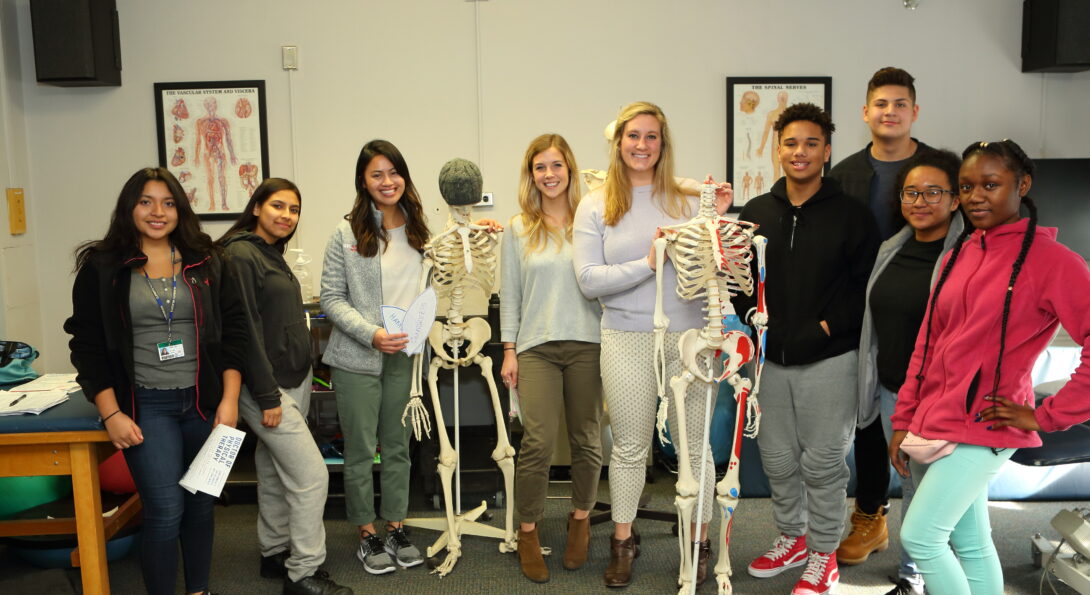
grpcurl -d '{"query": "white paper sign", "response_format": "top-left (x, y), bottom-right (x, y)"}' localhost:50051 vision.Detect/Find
top-left (179, 424), bottom-right (246, 497)
top-left (380, 286), bottom-right (437, 355)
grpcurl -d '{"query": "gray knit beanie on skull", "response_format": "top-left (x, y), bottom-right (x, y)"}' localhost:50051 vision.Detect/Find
top-left (438, 158), bottom-right (482, 207)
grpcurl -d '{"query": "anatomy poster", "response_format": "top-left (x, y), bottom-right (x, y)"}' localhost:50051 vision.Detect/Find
top-left (155, 80), bottom-right (270, 220)
top-left (725, 77), bottom-right (831, 210)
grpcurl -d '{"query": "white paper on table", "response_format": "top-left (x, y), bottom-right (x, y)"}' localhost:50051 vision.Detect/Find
top-left (0, 389), bottom-right (69, 415)
top-left (380, 286), bottom-right (437, 355)
top-left (179, 424), bottom-right (246, 497)
top-left (16, 373), bottom-right (80, 394)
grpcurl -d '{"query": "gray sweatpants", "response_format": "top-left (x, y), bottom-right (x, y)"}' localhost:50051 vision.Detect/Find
top-left (237, 374), bottom-right (329, 582)
top-left (601, 329), bottom-right (718, 524)
top-left (756, 350), bottom-right (858, 553)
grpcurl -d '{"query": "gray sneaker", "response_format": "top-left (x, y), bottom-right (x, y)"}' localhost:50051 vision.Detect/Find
top-left (384, 527), bottom-right (423, 568)
top-left (356, 534), bottom-right (396, 575)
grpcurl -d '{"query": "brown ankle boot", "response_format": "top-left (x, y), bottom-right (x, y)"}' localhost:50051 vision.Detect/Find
top-left (696, 539), bottom-right (712, 586)
top-left (604, 534), bottom-right (639, 588)
top-left (517, 526), bottom-right (549, 583)
top-left (563, 512), bottom-right (591, 570)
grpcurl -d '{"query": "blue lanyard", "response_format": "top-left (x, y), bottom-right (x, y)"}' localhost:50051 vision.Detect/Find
top-left (142, 244), bottom-right (178, 342)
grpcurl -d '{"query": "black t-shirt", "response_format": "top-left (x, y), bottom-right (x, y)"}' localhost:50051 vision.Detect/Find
top-left (868, 153), bottom-right (912, 241)
top-left (870, 236), bottom-right (945, 391)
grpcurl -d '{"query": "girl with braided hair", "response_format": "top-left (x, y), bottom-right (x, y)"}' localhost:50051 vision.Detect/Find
top-left (888, 139), bottom-right (1090, 593)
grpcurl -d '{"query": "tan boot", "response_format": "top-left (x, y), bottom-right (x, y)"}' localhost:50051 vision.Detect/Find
top-left (563, 512), bottom-right (591, 570)
top-left (836, 505), bottom-right (889, 565)
top-left (517, 526), bottom-right (549, 583)
top-left (603, 534), bottom-right (639, 588)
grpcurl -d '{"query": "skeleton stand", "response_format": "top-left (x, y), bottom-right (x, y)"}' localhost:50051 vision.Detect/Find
top-left (401, 205), bottom-right (516, 577)
top-left (652, 183), bottom-right (767, 595)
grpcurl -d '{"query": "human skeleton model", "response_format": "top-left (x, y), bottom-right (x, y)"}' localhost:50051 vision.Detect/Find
top-left (401, 159), bottom-right (516, 577)
top-left (652, 183), bottom-right (768, 595)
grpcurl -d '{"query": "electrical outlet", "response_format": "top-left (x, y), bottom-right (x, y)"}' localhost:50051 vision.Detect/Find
top-left (282, 46), bottom-right (299, 70)
top-left (478, 192), bottom-right (494, 207)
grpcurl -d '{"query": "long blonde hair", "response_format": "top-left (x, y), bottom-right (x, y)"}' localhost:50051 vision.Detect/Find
top-left (516, 133), bottom-right (581, 254)
top-left (603, 101), bottom-right (688, 226)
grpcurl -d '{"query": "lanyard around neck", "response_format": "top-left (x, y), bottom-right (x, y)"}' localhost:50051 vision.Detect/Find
top-left (142, 244), bottom-right (178, 342)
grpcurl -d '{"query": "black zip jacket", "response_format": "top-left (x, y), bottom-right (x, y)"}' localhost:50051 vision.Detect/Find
top-left (731, 177), bottom-right (879, 366)
top-left (64, 247), bottom-right (248, 422)
top-left (222, 233), bottom-right (311, 409)
top-left (828, 139), bottom-right (933, 234)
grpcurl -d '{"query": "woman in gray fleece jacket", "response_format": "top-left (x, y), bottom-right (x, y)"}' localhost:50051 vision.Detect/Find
top-left (320, 140), bottom-right (432, 576)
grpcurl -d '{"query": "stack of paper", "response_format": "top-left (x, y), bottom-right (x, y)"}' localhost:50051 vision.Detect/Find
top-left (15, 373), bottom-right (81, 393)
top-left (0, 389), bottom-right (69, 416)
top-left (179, 424), bottom-right (247, 497)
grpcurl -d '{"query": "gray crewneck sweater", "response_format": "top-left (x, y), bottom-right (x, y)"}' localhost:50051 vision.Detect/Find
top-left (500, 216), bottom-right (601, 352)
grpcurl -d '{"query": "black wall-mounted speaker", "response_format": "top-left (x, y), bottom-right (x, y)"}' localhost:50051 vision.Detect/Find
top-left (29, 0), bottom-right (121, 87)
top-left (1022, 0), bottom-right (1090, 73)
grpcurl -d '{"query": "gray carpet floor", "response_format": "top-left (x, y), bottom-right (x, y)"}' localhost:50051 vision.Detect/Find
top-left (0, 470), bottom-right (1083, 594)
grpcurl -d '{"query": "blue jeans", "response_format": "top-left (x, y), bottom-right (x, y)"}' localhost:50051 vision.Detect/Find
top-left (879, 384), bottom-right (923, 583)
top-left (123, 386), bottom-right (215, 595)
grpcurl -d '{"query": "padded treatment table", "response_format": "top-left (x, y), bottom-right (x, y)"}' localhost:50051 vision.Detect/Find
top-left (0, 389), bottom-right (141, 595)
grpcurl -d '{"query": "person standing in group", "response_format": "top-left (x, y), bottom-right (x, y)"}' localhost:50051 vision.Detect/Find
top-left (572, 101), bottom-right (731, 589)
top-left (500, 133), bottom-right (603, 584)
top-left (219, 178), bottom-right (352, 595)
top-left (858, 149), bottom-right (964, 595)
top-left (890, 139), bottom-right (1090, 594)
top-left (829, 68), bottom-right (934, 577)
top-left (65, 167), bottom-right (248, 595)
top-left (320, 140), bottom-right (429, 576)
top-left (733, 103), bottom-right (879, 595)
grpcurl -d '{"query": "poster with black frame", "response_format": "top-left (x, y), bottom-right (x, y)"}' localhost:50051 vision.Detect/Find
top-left (154, 80), bottom-right (269, 221)
top-left (725, 76), bottom-right (831, 210)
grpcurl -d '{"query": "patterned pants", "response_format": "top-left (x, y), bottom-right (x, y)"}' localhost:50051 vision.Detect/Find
top-left (601, 329), bottom-right (718, 524)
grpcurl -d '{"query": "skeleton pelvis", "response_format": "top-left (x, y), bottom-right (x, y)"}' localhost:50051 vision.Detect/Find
top-left (428, 318), bottom-right (491, 365)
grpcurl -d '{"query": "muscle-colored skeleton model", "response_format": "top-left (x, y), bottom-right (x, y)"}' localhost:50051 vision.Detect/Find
top-left (401, 159), bottom-right (516, 577)
top-left (652, 183), bottom-right (768, 595)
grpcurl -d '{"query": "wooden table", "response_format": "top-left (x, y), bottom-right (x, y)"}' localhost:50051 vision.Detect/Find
top-left (0, 393), bottom-right (141, 595)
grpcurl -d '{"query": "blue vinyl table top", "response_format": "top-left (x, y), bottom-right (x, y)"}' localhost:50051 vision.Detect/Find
top-left (0, 383), bottom-right (100, 434)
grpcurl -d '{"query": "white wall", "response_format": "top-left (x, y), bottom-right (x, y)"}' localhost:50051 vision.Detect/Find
top-left (3, 0), bottom-right (1088, 371)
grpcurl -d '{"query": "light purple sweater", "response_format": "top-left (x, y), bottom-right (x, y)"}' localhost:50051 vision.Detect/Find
top-left (572, 185), bottom-right (704, 332)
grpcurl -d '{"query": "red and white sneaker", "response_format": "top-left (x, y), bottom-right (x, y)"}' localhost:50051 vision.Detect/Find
top-left (792, 550), bottom-right (839, 595)
top-left (747, 533), bottom-right (808, 578)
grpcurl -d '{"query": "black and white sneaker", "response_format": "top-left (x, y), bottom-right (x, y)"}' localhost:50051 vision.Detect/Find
top-left (384, 527), bottom-right (423, 568)
top-left (356, 533), bottom-right (396, 575)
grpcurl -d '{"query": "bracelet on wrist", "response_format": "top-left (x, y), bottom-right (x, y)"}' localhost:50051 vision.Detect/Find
top-left (101, 410), bottom-right (122, 423)
top-left (503, 347), bottom-right (516, 351)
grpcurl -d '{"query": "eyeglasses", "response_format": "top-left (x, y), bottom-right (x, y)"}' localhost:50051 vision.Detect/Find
top-left (899, 188), bottom-right (955, 204)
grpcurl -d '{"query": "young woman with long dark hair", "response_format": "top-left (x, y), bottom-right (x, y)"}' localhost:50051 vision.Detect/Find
top-left (65, 167), bottom-right (247, 595)
top-left (219, 178), bottom-right (351, 595)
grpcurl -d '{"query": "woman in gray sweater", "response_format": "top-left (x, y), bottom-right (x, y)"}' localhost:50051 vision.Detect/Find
top-left (500, 133), bottom-right (603, 583)
top-left (320, 140), bottom-right (430, 576)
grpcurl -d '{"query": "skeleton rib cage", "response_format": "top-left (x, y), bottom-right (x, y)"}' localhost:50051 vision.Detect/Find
top-left (663, 217), bottom-right (758, 303)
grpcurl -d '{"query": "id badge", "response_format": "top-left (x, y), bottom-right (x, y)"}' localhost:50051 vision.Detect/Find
top-left (157, 339), bottom-right (185, 361)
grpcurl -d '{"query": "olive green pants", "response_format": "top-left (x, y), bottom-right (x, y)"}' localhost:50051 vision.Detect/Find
top-left (332, 354), bottom-right (413, 526)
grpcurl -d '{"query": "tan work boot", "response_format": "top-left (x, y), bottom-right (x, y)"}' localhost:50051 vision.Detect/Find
top-left (517, 525), bottom-right (549, 583)
top-left (563, 512), bottom-right (591, 570)
top-left (836, 505), bottom-right (889, 565)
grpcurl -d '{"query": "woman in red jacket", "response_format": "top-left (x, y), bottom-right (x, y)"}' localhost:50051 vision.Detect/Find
top-left (889, 140), bottom-right (1090, 593)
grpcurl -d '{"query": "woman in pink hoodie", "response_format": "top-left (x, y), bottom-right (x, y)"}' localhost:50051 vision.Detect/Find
top-left (889, 139), bottom-right (1090, 594)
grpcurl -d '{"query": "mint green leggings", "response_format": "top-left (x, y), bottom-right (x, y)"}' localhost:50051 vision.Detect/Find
top-left (901, 444), bottom-right (1014, 595)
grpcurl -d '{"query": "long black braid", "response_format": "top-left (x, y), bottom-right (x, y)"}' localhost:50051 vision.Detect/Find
top-left (911, 140), bottom-right (1038, 419)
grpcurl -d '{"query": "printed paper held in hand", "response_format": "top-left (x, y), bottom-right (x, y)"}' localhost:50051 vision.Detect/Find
top-left (179, 424), bottom-right (246, 497)
top-left (380, 286), bottom-right (437, 355)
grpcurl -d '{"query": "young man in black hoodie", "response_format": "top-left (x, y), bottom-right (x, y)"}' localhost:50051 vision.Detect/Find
top-left (733, 103), bottom-right (879, 595)
top-left (828, 68), bottom-right (930, 590)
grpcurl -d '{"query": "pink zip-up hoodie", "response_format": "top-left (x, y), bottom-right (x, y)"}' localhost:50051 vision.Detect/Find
top-left (891, 218), bottom-right (1090, 449)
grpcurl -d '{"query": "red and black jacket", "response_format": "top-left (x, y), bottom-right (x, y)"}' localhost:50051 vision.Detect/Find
top-left (64, 247), bottom-right (248, 422)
